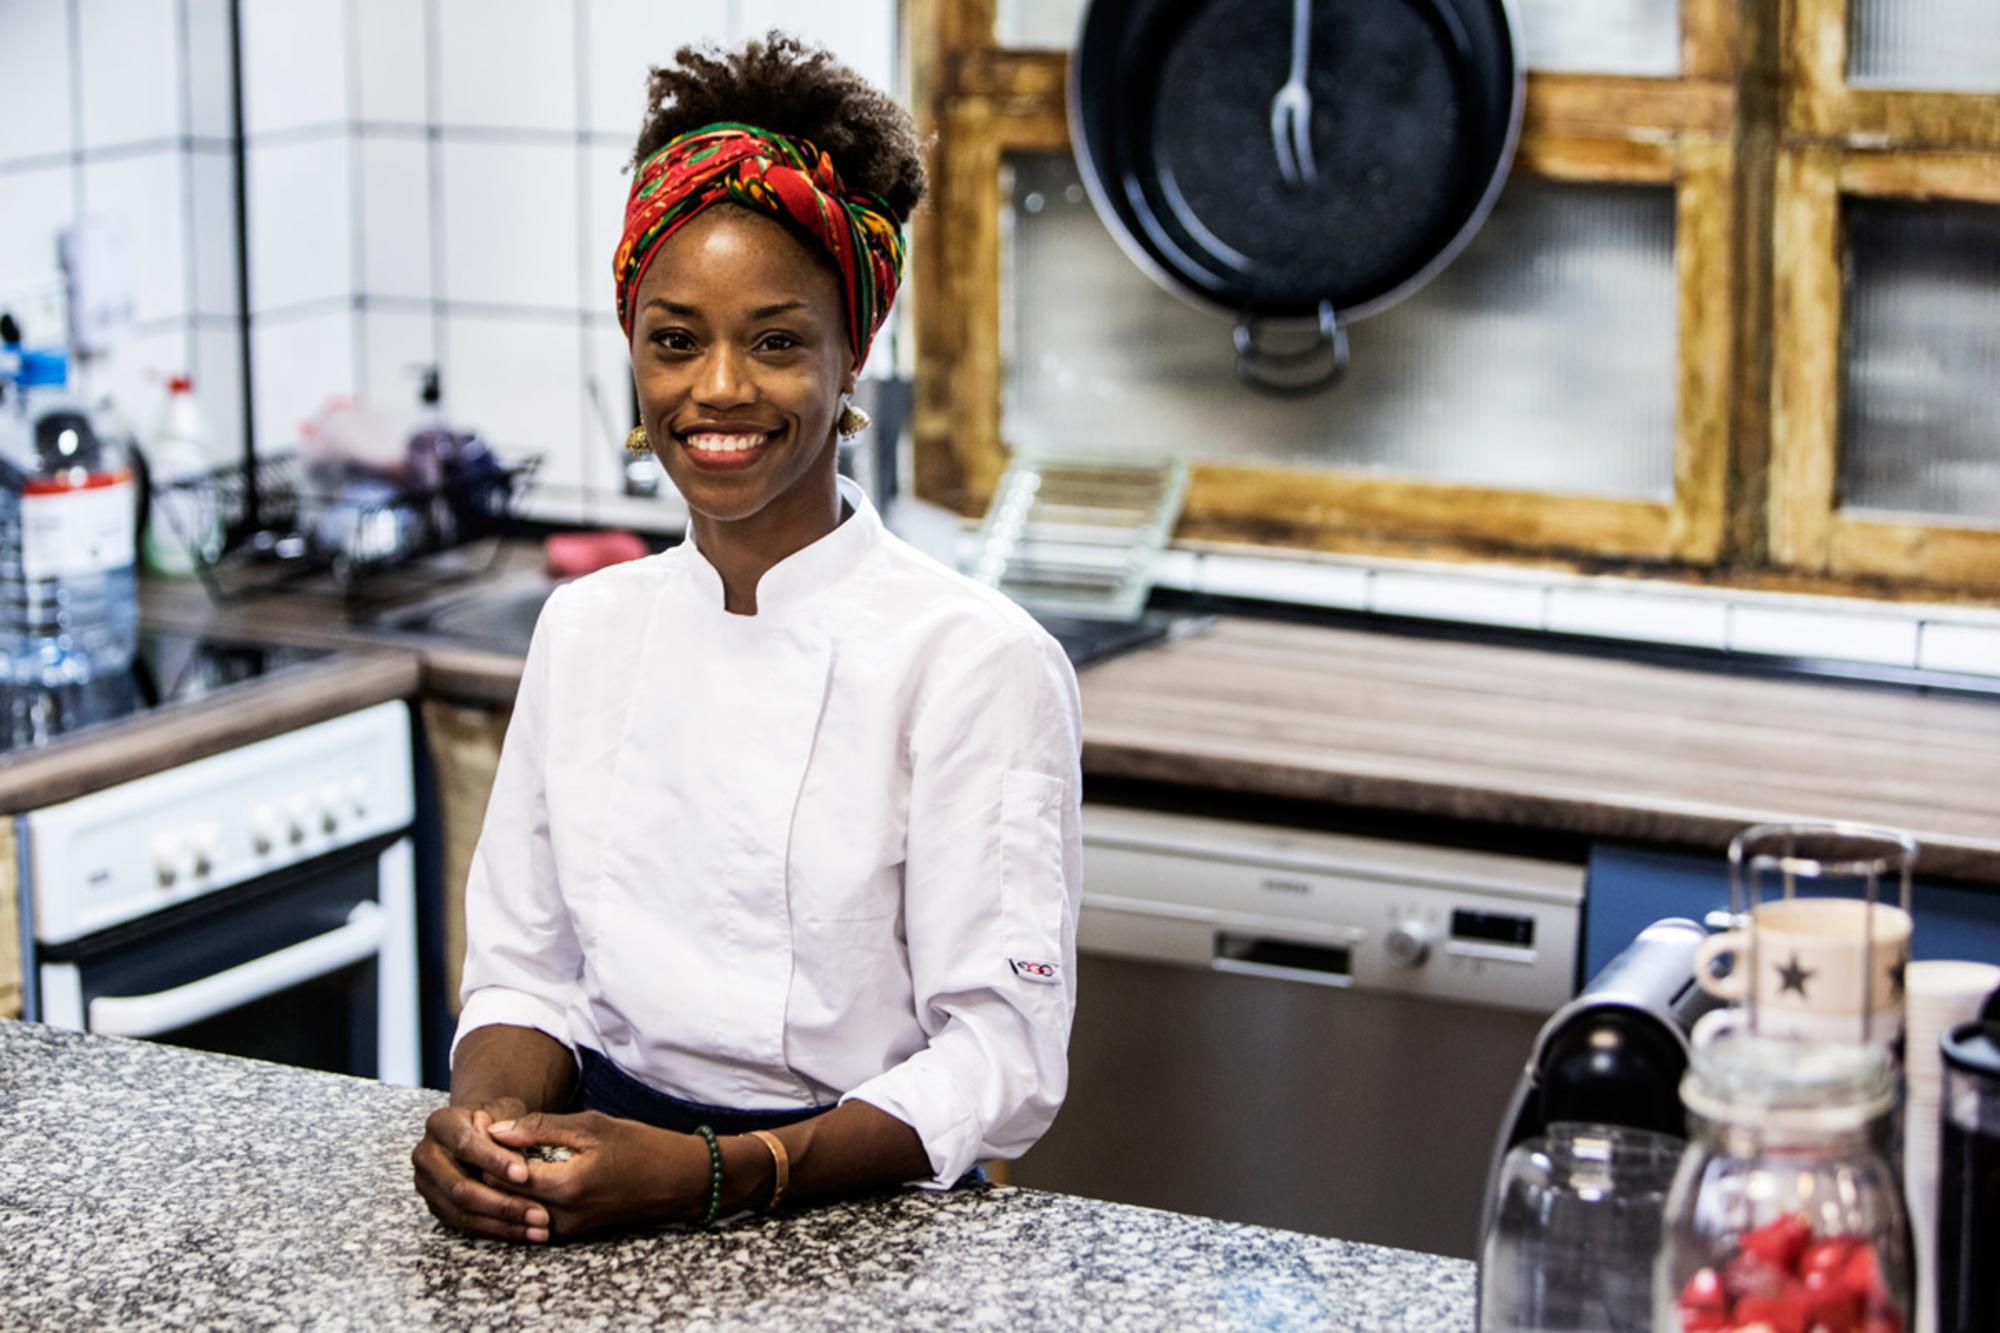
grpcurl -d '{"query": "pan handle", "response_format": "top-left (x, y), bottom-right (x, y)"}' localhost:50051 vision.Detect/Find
top-left (1232, 300), bottom-right (1347, 394)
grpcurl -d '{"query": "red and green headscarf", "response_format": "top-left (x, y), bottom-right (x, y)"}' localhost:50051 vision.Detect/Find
top-left (613, 121), bottom-right (908, 371)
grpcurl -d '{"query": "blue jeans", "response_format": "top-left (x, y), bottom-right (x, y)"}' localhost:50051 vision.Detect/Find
top-left (576, 1047), bottom-right (829, 1135)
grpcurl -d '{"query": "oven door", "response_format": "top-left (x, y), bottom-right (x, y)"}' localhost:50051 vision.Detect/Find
top-left (35, 837), bottom-right (419, 1084)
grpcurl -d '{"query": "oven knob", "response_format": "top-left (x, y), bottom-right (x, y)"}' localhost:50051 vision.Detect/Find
top-left (189, 823), bottom-right (222, 876)
top-left (251, 805), bottom-right (281, 854)
top-left (318, 784), bottom-right (344, 833)
top-left (346, 773), bottom-right (370, 817)
top-left (152, 833), bottom-right (184, 888)
top-left (1385, 919), bottom-right (1434, 968)
top-left (286, 796), bottom-right (313, 845)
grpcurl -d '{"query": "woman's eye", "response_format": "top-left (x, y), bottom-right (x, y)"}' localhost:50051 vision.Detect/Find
top-left (651, 329), bottom-right (695, 352)
top-left (757, 334), bottom-right (799, 353)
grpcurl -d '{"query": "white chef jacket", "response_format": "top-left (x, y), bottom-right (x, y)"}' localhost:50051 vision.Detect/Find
top-left (453, 475), bottom-right (1084, 1187)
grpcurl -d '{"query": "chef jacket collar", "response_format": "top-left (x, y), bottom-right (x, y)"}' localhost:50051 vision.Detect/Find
top-left (682, 474), bottom-right (882, 616)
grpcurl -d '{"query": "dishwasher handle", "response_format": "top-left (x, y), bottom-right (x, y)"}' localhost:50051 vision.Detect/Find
top-left (1211, 930), bottom-right (1355, 989)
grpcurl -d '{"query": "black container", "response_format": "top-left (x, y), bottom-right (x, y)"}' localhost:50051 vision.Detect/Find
top-left (1938, 1014), bottom-right (2000, 1333)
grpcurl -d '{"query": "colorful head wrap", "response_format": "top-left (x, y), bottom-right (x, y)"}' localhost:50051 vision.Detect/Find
top-left (614, 121), bottom-right (908, 371)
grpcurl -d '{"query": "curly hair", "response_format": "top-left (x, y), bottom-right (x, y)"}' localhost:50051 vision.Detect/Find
top-left (630, 32), bottom-right (927, 223)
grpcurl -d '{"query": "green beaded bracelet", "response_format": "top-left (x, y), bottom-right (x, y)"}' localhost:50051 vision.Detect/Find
top-left (696, 1124), bottom-right (723, 1228)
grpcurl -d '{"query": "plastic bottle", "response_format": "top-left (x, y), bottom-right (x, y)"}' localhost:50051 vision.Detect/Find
top-left (0, 350), bottom-right (140, 687)
top-left (141, 374), bottom-right (224, 577)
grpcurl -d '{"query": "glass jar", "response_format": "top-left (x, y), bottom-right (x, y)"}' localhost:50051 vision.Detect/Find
top-left (1656, 1030), bottom-right (1913, 1332)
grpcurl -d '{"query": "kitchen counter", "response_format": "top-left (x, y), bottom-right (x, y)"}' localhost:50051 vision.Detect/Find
top-left (0, 1020), bottom-right (1473, 1330)
top-left (142, 560), bottom-right (2000, 882)
top-left (0, 647), bottom-right (420, 815)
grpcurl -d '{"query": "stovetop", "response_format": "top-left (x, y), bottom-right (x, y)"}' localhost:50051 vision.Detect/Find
top-left (0, 632), bottom-right (333, 758)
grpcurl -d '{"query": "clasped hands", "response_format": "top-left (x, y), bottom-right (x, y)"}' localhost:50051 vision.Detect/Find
top-left (412, 1099), bottom-right (711, 1243)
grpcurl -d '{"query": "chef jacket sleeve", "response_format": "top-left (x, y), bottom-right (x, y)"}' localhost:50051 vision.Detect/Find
top-left (840, 621), bottom-right (1084, 1187)
top-left (451, 585), bottom-right (585, 1067)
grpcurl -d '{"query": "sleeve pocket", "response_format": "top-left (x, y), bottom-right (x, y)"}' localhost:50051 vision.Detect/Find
top-left (999, 768), bottom-right (1067, 957)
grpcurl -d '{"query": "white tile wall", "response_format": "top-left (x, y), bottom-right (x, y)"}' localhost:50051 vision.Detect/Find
top-left (1371, 569), bottom-right (1548, 630)
top-left (81, 151), bottom-right (189, 325)
top-left (192, 323), bottom-right (246, 464)
top-left (1546, 586), bottom-right (1729, 649)
top-left (1728, 603), bottom-right (1921, 667)
top-left (77, 0), bottom-right (183, 150)
top-left (187, 148), bottom-right (240, 318)
top-left (359, 136), bottom-right (433, 301)
top-left (580, 143), bottom-right (632, 309)
top-left (439, 140), bottom-right (580, 311)
top-left (354, 0), bottom-right (430, 126)
top-left (247, 135), bottom-right (353, 314)
top-left (740, 0), bottom-right (898, 94)
top-left (251, 309), bottom-right (356, 450)
top-left (239, 0), bottom-right (350, 138)
top-left (184, 0), bottom-right (237, 140)
top-left (1198, 554), bottom-right (1369, 609)
top-left (0, 1), bottom-right (76, 162)
top-left (1919, 622), bottom-right (2000, 677)
top-left (357, 308), bottom-right (438, 409)
top-left (442, 312), bottom-right (590, 522)
top-left (583, 313), bottom-right (636, 472)
top-left (581, 0), bottom-right (734, 136)
top-left (0, 165), bottom-right (78, 297)
top-left (436, 0), bottom-right (576, 132)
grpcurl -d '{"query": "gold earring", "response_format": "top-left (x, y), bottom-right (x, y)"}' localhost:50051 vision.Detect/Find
top-left (625, 425), bottom-right (651, 455)
top-left (836, 400), bottom-right (871, 439)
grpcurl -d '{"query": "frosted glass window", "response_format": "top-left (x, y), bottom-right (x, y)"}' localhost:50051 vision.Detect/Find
top-left (1850, 0), bottom-right (2000, 93)
top-left (1001, 0), bottom-right (1680, 75)
top-left (1516, 0), bottom-right (1680, 76)
top-left (1001, 153), bottom-right (1678, 501)
top-left (1839, 199), bottom-right (2000, 526)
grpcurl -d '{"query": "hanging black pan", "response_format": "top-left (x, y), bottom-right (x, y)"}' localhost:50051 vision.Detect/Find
top-left (1069, 0), bottom-right (1523, 392)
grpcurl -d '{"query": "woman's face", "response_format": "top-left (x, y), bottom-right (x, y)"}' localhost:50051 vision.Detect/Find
top-left (629, 206), bottom-right (854, 526)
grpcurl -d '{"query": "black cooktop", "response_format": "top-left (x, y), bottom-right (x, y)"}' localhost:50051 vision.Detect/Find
top-left (0, 632), bottom-right (332, 757)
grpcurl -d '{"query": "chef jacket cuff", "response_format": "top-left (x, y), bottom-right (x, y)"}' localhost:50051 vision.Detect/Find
top-left (451, 986), bottom-right (580, 1072)
top-left (839, 1065), bottom-right (981, 1190)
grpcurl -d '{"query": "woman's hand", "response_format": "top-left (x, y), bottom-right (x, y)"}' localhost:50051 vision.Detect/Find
top-left (411, 1097), bottom-right (554, 1244)
top-left (488, 1111), bottom-right (711, 1239)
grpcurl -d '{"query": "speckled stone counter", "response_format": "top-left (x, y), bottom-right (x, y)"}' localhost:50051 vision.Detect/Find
top-left (0, 1022), bottom-right (1473, 1330)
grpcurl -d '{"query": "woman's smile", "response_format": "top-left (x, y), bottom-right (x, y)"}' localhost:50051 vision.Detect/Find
top-left (678, 424), bottom-right (783, 471)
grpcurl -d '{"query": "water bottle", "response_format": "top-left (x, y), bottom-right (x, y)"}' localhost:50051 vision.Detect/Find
top-left (0, 350), bottom-right (140, 687)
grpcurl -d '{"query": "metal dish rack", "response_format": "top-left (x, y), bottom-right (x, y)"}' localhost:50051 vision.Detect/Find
top-left (155, 450), bottom-right (540, 615)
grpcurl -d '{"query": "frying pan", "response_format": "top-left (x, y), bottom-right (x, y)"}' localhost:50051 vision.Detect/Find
top-left (1069, 0), bottom-right (1524, 391)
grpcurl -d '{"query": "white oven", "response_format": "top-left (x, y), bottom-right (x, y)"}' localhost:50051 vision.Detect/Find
top-left (18, 702), bottom-right (419, 1084)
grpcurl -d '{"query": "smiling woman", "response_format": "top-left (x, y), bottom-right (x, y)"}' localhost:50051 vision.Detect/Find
top-left (409, 34), bottom-right (1085, 1247)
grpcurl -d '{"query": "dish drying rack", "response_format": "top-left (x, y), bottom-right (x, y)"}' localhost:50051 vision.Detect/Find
top-left (154, 450), bottom-right (540, 616)
top-left (967, 454), bottom-right (1189, 620)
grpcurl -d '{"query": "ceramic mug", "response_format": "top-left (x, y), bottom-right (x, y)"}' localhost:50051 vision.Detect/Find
top-left (1696, 898), bottom-right (1911, 1027)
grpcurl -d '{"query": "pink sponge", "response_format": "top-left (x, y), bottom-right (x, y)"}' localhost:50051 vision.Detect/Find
top-left (544, 530), bottom-right (649, 579)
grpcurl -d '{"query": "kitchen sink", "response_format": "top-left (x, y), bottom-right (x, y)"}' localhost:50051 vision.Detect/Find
top-left (367, 572), bottom-right (560, 654)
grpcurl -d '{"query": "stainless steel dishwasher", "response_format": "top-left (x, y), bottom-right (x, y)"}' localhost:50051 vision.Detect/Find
top-left (1010, 804), bottom-right (1585, 1260)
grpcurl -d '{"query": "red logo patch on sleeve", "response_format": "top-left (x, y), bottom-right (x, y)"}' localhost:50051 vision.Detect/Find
top-left (1010, 959), bottom-right (1061, 984)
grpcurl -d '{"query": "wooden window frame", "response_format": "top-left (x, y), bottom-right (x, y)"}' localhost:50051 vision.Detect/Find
top-left (910, 0), bottom-right (1746, 570)
top-left (1772, 0), bottom-right (2000, 593)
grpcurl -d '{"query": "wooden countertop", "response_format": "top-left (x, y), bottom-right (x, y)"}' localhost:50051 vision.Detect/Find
top-left (129, 561), bottom-right (2000, 882)
top-left (1079, 617), bottom-right (2000, 882)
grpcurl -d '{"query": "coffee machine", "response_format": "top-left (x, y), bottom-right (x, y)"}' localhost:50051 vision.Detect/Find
top-left (1483, 917), bottom-right (1721, 1236)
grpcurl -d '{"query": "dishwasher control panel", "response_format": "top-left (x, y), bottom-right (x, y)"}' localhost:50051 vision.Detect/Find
top-left (1078, 804), bottom-right (1585, 1014)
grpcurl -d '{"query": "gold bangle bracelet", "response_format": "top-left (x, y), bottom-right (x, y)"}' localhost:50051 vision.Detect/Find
top-left (748, 1129), bottom-right (790, 1213)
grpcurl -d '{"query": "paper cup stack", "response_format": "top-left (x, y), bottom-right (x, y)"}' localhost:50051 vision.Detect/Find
top-left (1904, 960), bottom-right (2000, 1333)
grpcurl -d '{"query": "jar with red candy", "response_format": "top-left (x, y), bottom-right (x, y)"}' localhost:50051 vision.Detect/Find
top-left (1656, 1029), bottom-right (1912, 1333)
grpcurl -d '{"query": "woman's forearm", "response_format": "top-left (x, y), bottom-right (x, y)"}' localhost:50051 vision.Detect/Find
top-left (714, 1099), bottom-right (932, 1215)
top-left (449, 1024), bottom-right (578, 1114)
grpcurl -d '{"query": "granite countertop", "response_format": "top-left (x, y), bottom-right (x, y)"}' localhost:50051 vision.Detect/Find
top-left (0, 1022), bottom-right (1473, 1331)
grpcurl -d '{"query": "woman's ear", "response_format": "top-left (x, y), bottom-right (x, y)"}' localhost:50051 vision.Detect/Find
top-left (841, 353), bottom-right (858, 398)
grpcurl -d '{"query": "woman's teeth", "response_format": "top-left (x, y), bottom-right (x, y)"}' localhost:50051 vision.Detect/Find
top-left (684, 431), bottom-right (771, 453)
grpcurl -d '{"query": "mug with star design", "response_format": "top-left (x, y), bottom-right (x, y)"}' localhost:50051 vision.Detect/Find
top-left (1695, 823), bottom-right (1918, 1043)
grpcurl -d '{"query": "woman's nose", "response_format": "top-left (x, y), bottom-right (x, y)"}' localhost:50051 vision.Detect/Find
top-left (693, 347), bottom-right (755, 408)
